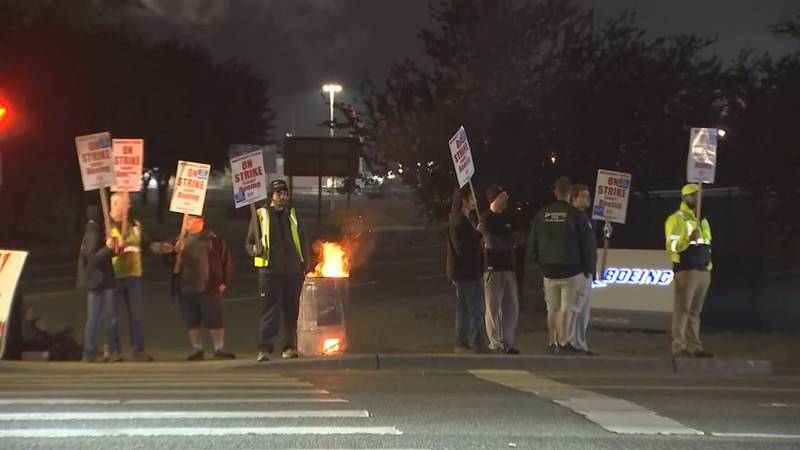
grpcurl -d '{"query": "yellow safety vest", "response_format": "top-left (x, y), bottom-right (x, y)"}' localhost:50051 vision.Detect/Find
top-left (664, 202), bottom-right (713, 270)
top-left (111, 219), bottom-right (143, 278)
top-left (253, 207), bottom-right (303, 267)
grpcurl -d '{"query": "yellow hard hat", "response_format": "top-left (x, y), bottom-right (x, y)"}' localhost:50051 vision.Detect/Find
top-left (681, 183), bottom-right (699, 196)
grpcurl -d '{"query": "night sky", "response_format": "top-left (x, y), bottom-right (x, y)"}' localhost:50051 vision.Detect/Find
top-left (130, 0), bottom-right (800, 139)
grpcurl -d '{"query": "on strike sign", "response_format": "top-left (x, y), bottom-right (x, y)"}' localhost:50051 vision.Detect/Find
top-left (448, 126), bottom-right (475, 188)
top-left (687, 127), bottom-right (718, 183)
top-left (230, 149), bottom-right (267, 208)
top-left (111, 139), bottom-right (144, 192)
top-left (75, 132), bottom-right (115, 191)
top-left (0, 250), bottom-right (28, 358)
top-left (592, 169), bottom-right (632, 224)
top-left (169, 160), bottom-right (211, 216)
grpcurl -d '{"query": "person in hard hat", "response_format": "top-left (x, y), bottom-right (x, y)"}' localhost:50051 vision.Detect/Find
top-left (665, 183), bottom-right (713, 358)
top-left (245, 179), bottom-right (310, 362)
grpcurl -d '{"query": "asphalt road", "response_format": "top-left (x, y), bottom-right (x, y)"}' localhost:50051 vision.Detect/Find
top-left (0, 364), bottom-right (797, 449)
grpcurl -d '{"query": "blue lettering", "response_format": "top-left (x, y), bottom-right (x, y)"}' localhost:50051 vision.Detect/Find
top-left (617, 269), bottom-right (631, 284)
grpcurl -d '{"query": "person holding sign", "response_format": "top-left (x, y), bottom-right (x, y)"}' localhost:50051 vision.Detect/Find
top-left (665, 183), bottom-right (713, 358)
top-left (446, 186), bottom-right (486, 354)
top-left (76, 205), bottom-right (117, 363)
top-left (156, 215), bottom-right (235, 361)
top-left (108, 192), bottom-right (154, 362)
top-left (478, 184), bottom-right (521, 355)
top-left (246, 179), bottom-right (310, 362)
top-left (567, 183), bottom-right (597, 355)
top-left (529, 177), bottom-right (594, 355)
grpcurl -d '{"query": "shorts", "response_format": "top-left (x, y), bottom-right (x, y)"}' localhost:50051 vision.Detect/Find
top-left (543, 274), bottom-right (587, 313)
top-left (178, 292), bottom-right (223, 329)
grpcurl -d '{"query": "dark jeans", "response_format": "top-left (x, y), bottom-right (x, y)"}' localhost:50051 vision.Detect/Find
top-left (454, 279), bottom-right (486, 348)
top-left (258, 271), bottom-right (305, 353)
top-left (114, 276), bottom-right (145, 353)
top-left (83, 288), bottom-right (117, 358)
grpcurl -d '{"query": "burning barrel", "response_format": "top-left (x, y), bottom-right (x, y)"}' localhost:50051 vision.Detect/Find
top-left (297, 242), bottom-right (350, 356)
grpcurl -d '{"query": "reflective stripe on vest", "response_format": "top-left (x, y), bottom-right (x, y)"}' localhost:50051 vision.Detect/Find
top-left (253, 207), bottom-right (303, 268)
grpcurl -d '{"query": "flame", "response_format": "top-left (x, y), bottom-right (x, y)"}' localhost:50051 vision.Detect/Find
top-left (310, 241), bottom-right (349, 278)
top-left (322, 337), bottom-right (343, 355)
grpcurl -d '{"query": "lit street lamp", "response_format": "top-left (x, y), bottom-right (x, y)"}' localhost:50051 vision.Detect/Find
top-left (322, 83), bottom-right (343, 138)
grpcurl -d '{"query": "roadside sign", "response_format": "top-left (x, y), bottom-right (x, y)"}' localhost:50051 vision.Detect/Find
top-left (687, 127), bottom-right (718, 183)
top-left (0, 250), bottom-right (28, 358)
top-left (448, 126), bottom-right (475, 188)
top-left (169, 160), bottom-right (211, 216)
top-left (592, 169), bottom-right (632, 224)
top-left (230, 149), bottom-right (267, 208)
top-left (111, 139), bottom-right (144, 192)
top-left (75, 132), bottom-right (115, 191)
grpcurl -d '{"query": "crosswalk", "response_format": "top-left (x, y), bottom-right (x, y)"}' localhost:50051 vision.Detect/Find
top-left (0, 370), bottom-right (404, 445)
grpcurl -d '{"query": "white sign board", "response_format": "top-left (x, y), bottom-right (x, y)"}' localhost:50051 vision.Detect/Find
top-left (231, 149), bottom-right (267, 208)
top-left (0, 250), bottom-right (28, 358)
top-left (111, 139), bottom-right (144, 192)
top-left (448, 126), bottom-right (475, 188)
top-left (687, 127), bottom-right (718, 183)
top-left (590, 249), bottom-right (673, 330)
top-left (75, 132), bottom-right (115, 191)
top-left (169, 160), bottom-right (211, 216)
top-left (592, 169), bottom-right (632, 224)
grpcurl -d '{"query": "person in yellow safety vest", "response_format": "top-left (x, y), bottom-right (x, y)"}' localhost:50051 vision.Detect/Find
top-left (108, 192), bottom-right (154, 362)
top-left (245, 179), bottom-right (309, 362)
top-left (665, 183), bottom-right (713, 359)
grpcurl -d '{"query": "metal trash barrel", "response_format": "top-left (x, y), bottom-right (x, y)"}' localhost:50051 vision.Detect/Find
top-left (297, 277), bottom-right (348, 356)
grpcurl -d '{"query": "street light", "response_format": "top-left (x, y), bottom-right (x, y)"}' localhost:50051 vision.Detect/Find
top-left (322, 83), bottom-right (343, 138)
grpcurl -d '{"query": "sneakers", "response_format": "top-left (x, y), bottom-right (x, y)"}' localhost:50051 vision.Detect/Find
top-left (454, 345), bottom-right (473, 354)
top-left (546, 343), bottom-right (558, 355)
top-left (505, 348), bottom-right (520, 355)
top-left (558, 343), bottom-right (584, 355)
top-left (82, 354), bottom-right (104, 363)
top-left (187, 349), bottom-right (204, 361)
top-left (673, 349), bottom-right (693, 358)
top-left (213, 349), bottom-right (236, 360)
top-left (281, 348), bottom-right (299, 359)
top-left (692, 349), bottom-right (714, 358)
top-left (107, 352), bottom-right (123, 363)
top-left (256, 351), bottom-right (270, 362)
top-left (131, 351), bottom-right (153, 362)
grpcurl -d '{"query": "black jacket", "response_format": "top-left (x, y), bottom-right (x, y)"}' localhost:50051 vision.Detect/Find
top-left (446, 210), bottom-right (483, 282)
top-left (76, 220), bottom-right (115, 292)
top-left (529, 200), bottom-right (595, 279)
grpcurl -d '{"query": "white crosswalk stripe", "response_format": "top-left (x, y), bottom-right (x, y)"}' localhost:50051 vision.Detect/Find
top-left (0, 370), bottom-right (404, 445)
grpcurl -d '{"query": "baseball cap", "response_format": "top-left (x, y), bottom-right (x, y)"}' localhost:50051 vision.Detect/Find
top-left (486, 184), bottom-right (506, 202)
top-left (270, 179), bottom-right (289, 192)
top-left (681, 183), bottom-right (699, 196)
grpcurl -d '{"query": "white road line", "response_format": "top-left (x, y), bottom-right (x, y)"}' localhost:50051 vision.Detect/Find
top-left (471, 370), bottom-right (703, 436)
top-left (579, 385), bottom-right (800, 393)
top-left (711, 433), bottom-right (800, 439)
top-left (0, 398), bottom-right (348, 405)
top-left (1, 388), bottom-right (329, 396)
top-left (3, 381), bottom-right (312, 388)
top-left (0, 375), bottom-right (287, 381)
top-left (0, 410), bottom-right (371, 421)
top-left (758, 403), bottom-right (800, 408)
top-left (0, 426), bottom-right (403, 438)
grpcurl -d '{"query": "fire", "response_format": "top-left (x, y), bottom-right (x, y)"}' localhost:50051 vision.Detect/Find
top-left (310, 241), bottom-right (350, 278)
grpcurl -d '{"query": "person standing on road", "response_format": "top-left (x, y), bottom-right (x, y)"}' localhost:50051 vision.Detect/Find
top-left (478, 184), bottom-right (521, 355)
top-left (665, 183), bottom-right (713, 358)
top-left (108, 192), bottom-right (153, 362)
top-left (446, 186), bottom-right (486, 353)
top-left (157, 214), bottom-right (235, 361)
top-left (246, 179), bottom-right (310, 362)
top-left (529, 177), bottom-right (594, 355)
top-left (566, 183), bottom-right (597, 355)
top-left (77, 205), bottom-right (117, 363)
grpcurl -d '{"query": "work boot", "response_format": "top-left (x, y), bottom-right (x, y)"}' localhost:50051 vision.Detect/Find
top-left (673, 349), bottom-right (692, 358)
top-left (558, 343), bottom-right (584, 355)
top-left (82, 354), bottom-right (104, 363)
top-left (692, 349), bottom-right (714, 358)
top-left (504, 348), bottom-right (520, 355)
top-left (453, 345), bottom-right (472, 354)
top-left (213, 349), bottom-right (236, 360)
top-left (187, 349), bottom-right (204, 361)
top-left (131, 351), bottom-right (153, 362)
top-left (545, 343), bottom-right (558, 355)
top-left (281, 348), bottom-right (299, 359)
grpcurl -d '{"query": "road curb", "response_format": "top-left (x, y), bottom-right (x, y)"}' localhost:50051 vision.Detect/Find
top-left (230, 353), bottom-right (772, 375)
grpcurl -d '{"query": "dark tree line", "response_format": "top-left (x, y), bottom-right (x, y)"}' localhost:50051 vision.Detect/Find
top-left (343, 0), bottom-right (799, 244)
top-left (0, 0), bottom-right (274, 243)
